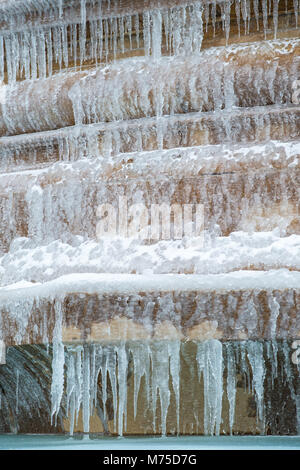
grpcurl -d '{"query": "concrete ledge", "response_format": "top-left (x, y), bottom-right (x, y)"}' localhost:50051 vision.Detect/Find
top-left (0, 39), bottom-right (299, 137)
top-left (1, 272), bottom-right (300, 346)
top-left (0, 141), bottom-right (299, 250)
top-left (0, 104), bottom-right (299, 167)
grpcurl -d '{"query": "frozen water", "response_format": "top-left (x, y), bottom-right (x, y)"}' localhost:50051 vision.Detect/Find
top-left (0, 38), bottom-right (299, 137)
top-left (0, 0), bottom-right (299, 440)
top-left (0, 0), bottom-right (298, 83)
top-left (50, 299), bottom-right (65, 425)
top-left (43, 339), bottom-right (300, 436)
top-left (197, 340), bottom-right (223, 435)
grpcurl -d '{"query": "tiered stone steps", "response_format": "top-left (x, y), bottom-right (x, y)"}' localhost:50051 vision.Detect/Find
top-left (0, 0), bottom-right (299, 436)
top-left (0, 1), bottom-right (298, 345)
top-left (0, 140), bottom-right (300, 251)
top-left (0, 0), bottom-right (299, 82)
top-left (1, 272), bottom-right (300, 347)
top-left (0, 39), bottom-right (299, 136)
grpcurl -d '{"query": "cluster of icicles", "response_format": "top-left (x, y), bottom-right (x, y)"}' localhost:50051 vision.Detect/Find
top-left (0, 0), bottom-right (299, 83)
top-left (51, 337), bottom-right (300, 436)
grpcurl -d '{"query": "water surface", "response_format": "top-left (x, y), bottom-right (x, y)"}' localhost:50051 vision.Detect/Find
top-left (0, 435), bottom-right (299, 450)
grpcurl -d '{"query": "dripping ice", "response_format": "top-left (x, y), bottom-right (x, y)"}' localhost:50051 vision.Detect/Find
top-left (49, 339), bottom-right (300, 435)
top-left (0, 0), bottom-right (298, 83)
top-left (0, 0), bottom-right (299, 440)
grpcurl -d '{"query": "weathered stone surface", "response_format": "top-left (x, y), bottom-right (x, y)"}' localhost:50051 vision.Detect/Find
top-left (0, 104), bottom-right (299, 171)
top-left (0, 144), bottom-right (299, 252)
top-left (1, 274), bottom-right (300, 346)
top-left (0, 0), bottom-right (299, 438)
top-left (0, 39), bottom-right (299, 136)
top-left (0, 0), bottom-right (298, 83)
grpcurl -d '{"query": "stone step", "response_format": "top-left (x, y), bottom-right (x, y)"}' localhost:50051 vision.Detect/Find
top-left (0, 0), bottom-right (299, 440)
top-left (0, 140), bottom-right (299, 251)
top-left (0, 0), bottom-right (298, 83)
top-left (1, 230), bottom-right (300, 287)
top-left (1, 38), bottom-right (299, 137)
top-left (1, 104), bottom-right (300, 168)
top-left (1, 271), bottom-right (300, 346)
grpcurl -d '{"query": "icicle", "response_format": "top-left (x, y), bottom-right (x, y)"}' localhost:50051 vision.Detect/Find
top-left (171, 7), bottom-right (182, 55)
top-left (211, 0), bottom-right (217, 36)
top-left (4, 36), bottom-right (12, 83)
top-left (98, 345), bottom-right (108, 424)
top-left (16, 369), bottom-right (19, 414)
top-left (62, 25), bottom-right (68, 69)
top-left (98, 19), bottom-right (103, 62)
top-left (58, 0), bottom-right (63, 19)
top-left (168, 341), bottom-right (181, 433)
top-left (265, 340), bottom-right (278, 387)
top-left (134, 13), bottom-right (140, 49)
top-left (162, 11), bottom-right (169, 52)
top-left (89, 20), bottom-right (95, 63)
top-left (66, 349), bottom-right (76, 435)
top-left (80, 0), bottom-right (86, 65)
top-left (104, 19), bottom-right (109, 61)
top-left (235, 0), bottom-right (241, 37)
top-left (151, 10), bottom-right (162, 59)
top-left (119, 16), bottom-right (125, 54)
top-left (204, 2), bottom-right (210, 32)
top-left (71, 24), bottom-right (77, 68)
top-left (65, 343), bottom-right (114, 435)
top-left (262, 0), bottom-right (269, 38)
top-left (190, 2), bottom-right (204, 53)
top-left (53, 26), bottom-right (62, 71)
top-left (197, 339), bottom-right (223, 436)
top-left (50, 299), bottom-right (65, 425)
top-left (106, 345), bottom-right (118, 432)
top-left (294, 0), bottom-right (299, 28)
top-left (150, 342), bottom-right (173, 435)
top-left (0, 36), bottom-right (4, 82)
top-left (219, 0), bottom-right (231, 44)
top-left (129, 342), bottom-right (151, 420)
top-left (65, 345), bottom-right (85, 434)
top-left (81, 344), bottom-right (90, 433)
top-left (241, 0), bottom-right (249, 35)
top-left (281, 340), bottom-right (298, 423)
top-left (37, 29), bottom-right (47, 79)
top-left (126, 15), bottom-right (132, 50)
top-left (12, 33), bottom-right (19, 82)
top-left (26, 184), bottom-right (44, 243)
top-left (246, 0), bottom-right (251, 33)
top-left (247, 341), bottom-right (266, 432)
top-left (226, 343), bottom-right (236, 435)
top-left (45, 28), bottom-right (52, 77)
top-left (273, 0), bottom-right (279, 39)
top-left (112, 17), bottom-right (118, 59)
top-left (109, 18), bottom-right (113, 55)
top-left (74, 346), bottom-right (83, 426)
top-left (89, 344), bottom-right (97, 411)
top-left (267, 293), bottom-right (280, 339)
top-left (116, 343), bottom-right (128, 436)
top-left (253, 0), bottom-right (260, 30)
top-left (143, 11), bottom-right (151, 56)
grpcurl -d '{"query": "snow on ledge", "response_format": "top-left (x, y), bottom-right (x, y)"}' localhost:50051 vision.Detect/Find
top-left (0, 270), bottom-right (299, 303)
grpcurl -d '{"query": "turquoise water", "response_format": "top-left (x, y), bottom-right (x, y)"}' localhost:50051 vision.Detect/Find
top-left (0, 435), bottom-right (299, 450)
